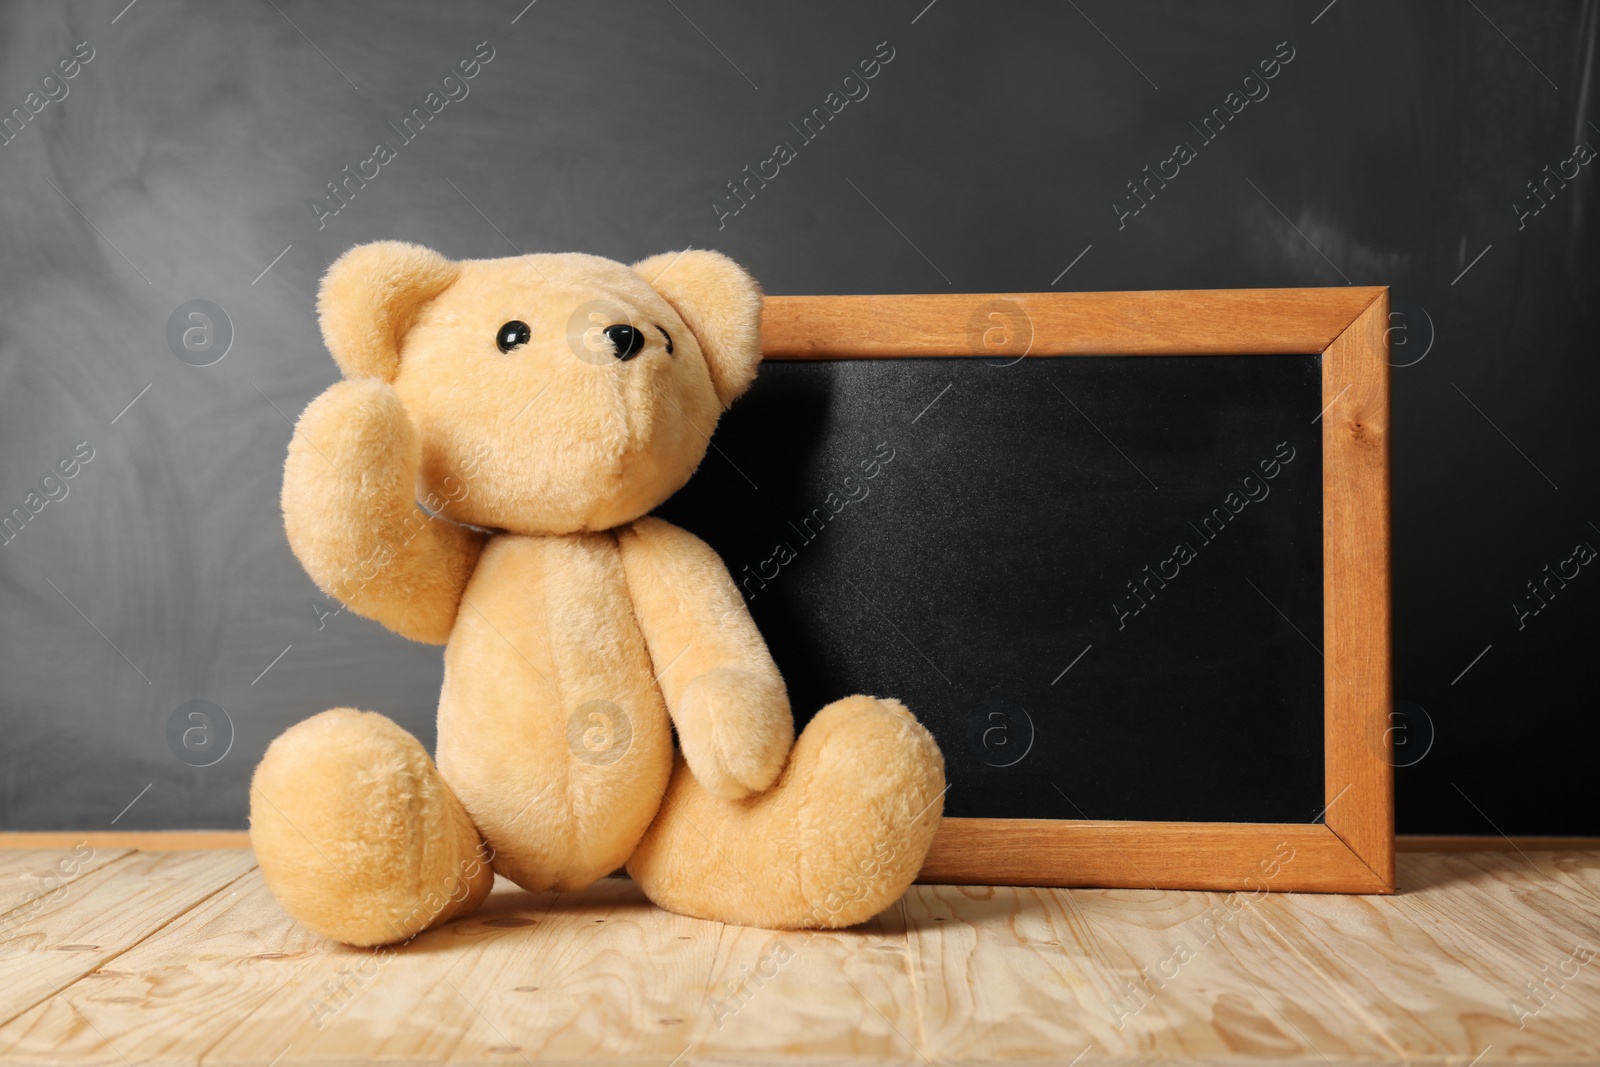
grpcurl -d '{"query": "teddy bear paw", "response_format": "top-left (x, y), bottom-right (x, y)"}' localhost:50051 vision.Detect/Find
top-left (628, 694), bottom-right (945, 928)
top-left (675, 667), bottom-right (795, 799)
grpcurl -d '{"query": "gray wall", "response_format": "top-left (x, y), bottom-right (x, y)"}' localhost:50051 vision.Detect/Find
top-left (1, 1), bottom-right (1595, 834)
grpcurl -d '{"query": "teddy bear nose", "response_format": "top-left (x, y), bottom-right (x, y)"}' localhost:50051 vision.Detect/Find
top-left (603, 324), bottom-right (646, 362)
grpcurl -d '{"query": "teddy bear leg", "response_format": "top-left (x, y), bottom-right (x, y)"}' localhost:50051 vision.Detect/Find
top-left (249, 708), bottom-right (496, 947)
top-left (627, 695), bottom-right (944, 928)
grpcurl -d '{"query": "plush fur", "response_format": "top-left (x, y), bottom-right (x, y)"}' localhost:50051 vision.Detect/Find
top-left (250, 243), bottom-right (946, 945)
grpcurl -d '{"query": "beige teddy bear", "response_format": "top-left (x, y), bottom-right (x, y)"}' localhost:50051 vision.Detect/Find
top-left (249, 242), bottom-right (946, 946)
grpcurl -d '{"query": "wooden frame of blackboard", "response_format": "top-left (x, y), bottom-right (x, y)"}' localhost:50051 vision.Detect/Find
top-left (760, 287), bottom-right (1395, 895)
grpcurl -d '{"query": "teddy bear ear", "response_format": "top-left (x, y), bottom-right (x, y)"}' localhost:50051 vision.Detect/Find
top-left (631, 250), bottom-right (764, 408)
top-left (317, 241), bottom-right (461, 381)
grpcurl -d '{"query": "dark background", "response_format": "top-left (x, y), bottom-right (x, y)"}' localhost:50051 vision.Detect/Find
top-left (0, 1), bottom-right (1594, 835)
top-left (658, 355), bottom-right (1328, 824)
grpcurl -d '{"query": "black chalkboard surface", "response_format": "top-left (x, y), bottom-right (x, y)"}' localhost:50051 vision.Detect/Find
top-left (657, 353), bottom-right (1325, 826)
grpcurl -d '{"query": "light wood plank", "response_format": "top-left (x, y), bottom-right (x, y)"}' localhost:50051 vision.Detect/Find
top-left (0, 848), bottom-right (133, 920)
top-left (439, 878), bottom-right (720, 1065)
top-left (0, 849), bottom-right (1593, 1065)
top-left (900, 885), bottom-right (1101, 1063)
top-left (0, 864), bottom-right (334, 1067)
top-left (209, 876), bottom-right (720, 1066)
top-left (1393, 847), bottom-right (1600, 913)
top-left (761, 289), bottom-right (1384, 358)
top-left (905, 882), bottom-right (1394, 1064)
top-left (1397, 836), bottom-right (1600, 852)
top-left (1238, 852), bottom-right (1600, 1063)
top-left (0, 849), bottom-right (256, 1040)
top-left (691, 899), bottom-right (922, 1064)
top-left (0, 832), bottom-right (250, 851)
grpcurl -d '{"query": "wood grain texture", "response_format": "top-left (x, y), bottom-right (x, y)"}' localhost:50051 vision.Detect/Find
top-left (0, 849), bottom-right (255, 1040)
top-left (1396, 836), bottom-right (1600, 852)
top-left (1320, 292), bottom-right (1395, 891)
top-left (1247, 851), bottom-right (1600, 1062)
top-left (0, 856), bottom-right (311, 1066)
top-left (0, 847), bottom-right (132, 918)
top-left (0, 832), bottom-right (250, 851)
top-left (692, 900), bottom-right (921, 1063)
top-left (899, 885), bottom-right (1101, 1063)
top-left (760, 289), bottom-right (1385, 359)
top-left (919, 821), bottom-right (1390, 894)
top-left (209, 875), bottom-right (720, 1066)
top-left (902, 882), bottom-right (1400, 1063)
top-left (0, 848), bottom-right (1594, 1065)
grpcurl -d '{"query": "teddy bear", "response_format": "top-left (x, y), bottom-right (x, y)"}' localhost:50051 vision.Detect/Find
top-left (248, 241), bottom-right (946, 946)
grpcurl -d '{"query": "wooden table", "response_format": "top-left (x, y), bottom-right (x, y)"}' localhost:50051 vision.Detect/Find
top-left (0, 846), bottom-right (1594, 1065)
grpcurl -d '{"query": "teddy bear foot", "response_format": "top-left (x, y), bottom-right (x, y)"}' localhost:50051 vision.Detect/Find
top-left (249, 708), bottom-right (495, 946)
top-left (627, 695), bottom-right (945, 929)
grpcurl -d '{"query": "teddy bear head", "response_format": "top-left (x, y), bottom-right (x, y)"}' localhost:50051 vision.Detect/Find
top-left (317, 242), bottom-right (763, 535)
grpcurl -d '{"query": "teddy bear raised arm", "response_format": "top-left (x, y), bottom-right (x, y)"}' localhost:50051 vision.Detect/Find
top-left (249, 242), bottom-right (945, 946)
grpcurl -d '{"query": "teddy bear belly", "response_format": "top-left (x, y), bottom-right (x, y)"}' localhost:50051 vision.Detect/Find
top-left (434, 531), bottom-right (674, 893)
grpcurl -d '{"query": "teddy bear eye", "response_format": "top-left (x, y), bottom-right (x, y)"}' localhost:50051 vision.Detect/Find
top-left (655, 325), bottom-right (673, 355)
top-left (496, 321), bottom-right (531, 353)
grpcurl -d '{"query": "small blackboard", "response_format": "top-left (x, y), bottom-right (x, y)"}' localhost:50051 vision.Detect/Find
top-left (658, 290), bottom-right (1395, 894)
top-left (660, 352), bottom-right (1325, 823)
